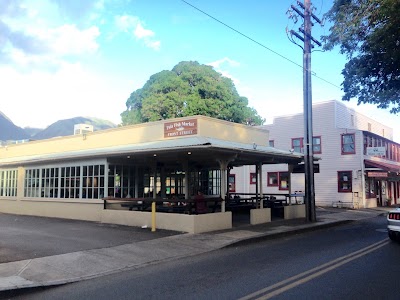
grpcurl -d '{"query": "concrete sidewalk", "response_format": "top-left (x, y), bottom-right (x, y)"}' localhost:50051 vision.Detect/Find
top-left (0, 207), bottom-right (390, 292)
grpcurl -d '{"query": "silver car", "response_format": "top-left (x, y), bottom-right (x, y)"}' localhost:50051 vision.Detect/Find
top-left (387, 208), bottom-right (400, 241)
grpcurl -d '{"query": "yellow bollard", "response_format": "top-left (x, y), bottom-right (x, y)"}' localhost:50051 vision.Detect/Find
top-left (151, 201), bottom-right (156, 232)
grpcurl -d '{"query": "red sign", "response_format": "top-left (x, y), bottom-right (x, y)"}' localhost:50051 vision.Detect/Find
top-left (164, 119), bottom-right (198, 138)
top-left (367, 172), bottom-right (388, 178)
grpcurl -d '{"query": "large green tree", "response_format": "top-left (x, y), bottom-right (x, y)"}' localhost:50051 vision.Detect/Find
top-left (322, 0), bottom-right (400, 113)
top-left (121, 61), bottom-right (265, 125)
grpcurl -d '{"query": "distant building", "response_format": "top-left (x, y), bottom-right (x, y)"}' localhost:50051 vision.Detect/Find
top-left (74, 124), bottom-right (94, 135)
top-left (231, 100), bottom-right (400, 208)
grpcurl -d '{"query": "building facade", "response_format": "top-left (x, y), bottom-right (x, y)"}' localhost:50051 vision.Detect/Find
top-left (0, 115), bottom-right (304, 233)
top-left (231, 100), bottom-right (400, 208)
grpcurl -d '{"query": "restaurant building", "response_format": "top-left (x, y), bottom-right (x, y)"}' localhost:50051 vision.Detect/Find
top-left (0, 116), bottom-right (305, 233)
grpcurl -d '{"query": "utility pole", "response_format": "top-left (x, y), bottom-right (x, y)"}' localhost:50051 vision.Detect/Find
top-left (288, 0), bottom-right (322, 222)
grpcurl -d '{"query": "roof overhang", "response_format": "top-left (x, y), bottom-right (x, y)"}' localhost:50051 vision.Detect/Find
top-left (0, 137), bottom-right (304, 169)
top-left (364, 159), bottom-right (400, 172)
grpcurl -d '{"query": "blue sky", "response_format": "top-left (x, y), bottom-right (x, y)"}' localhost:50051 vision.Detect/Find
top-left (1, 0), bottom-right (398, 142)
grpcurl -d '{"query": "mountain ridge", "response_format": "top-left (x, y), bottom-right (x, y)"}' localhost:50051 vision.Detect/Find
top-left (0, 112), bottom-right (117, 142)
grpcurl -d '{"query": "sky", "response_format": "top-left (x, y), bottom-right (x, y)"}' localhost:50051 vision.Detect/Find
top-left (0, 0), bottom-right (398, 142)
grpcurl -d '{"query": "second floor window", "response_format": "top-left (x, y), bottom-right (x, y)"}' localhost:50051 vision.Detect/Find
top-left (292, 138), bottom-right (303, 153)
top-left (313, 136), bottom-right (322, 154)
top-left (342, 134), bottom-right (355, 154)
top-left (292, 137), bottom-right (322, 154)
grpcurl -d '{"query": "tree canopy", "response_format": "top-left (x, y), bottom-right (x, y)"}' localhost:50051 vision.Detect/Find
top-left (322, 0), bottom-right (400, 113)
top-left (121, 61), bottom-right (265, 125)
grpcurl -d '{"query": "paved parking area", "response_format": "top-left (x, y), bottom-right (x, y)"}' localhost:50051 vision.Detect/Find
top-left (0, 213), bottom-right (181, 263)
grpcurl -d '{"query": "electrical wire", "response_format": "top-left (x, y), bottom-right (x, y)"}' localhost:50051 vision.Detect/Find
top-left (181, 0), bottom-right (342, 90)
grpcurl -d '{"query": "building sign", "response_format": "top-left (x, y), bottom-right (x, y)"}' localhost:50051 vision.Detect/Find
top-left (366, 147), bottom-right (386, 156)
top-left (164, 119), bottom-right (198, 138)
top-left (367, 171), bottom-right (388, 178)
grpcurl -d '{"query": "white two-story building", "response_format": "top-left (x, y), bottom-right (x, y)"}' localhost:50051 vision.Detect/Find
top-left (231, 100), bottom-right (400, 208)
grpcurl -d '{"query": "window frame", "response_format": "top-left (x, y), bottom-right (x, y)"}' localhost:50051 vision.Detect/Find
top-left (338, 171), bottom-right (352, 193)
top-left (267, 172), bottom-right (278, 187)
top-left (341, 133), bottom-right (356, 154)
top-left (250, 172), bottom-right (257, 185)
top-left (291, 138), bottom-right (304, 153)
top-left (312, 136), bottom-right (322, 154)
top-left (278, 172), bottom-right (289, 191)
top-left (228, 174), bottom-right (236, 192)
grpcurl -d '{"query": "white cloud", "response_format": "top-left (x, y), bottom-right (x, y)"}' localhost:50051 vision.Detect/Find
top-left (208, 57), bottom-right (240, 69)
top-left (0, 62), bottom-right (130, 128)
top-left (115, 15), bottom-right (139, 32)
top-left (134, 23), bottom-right (154, 39)
top-left (114, 14), bottom-right (160, 50)
top-left (207, 57), bottom-right (241, 85)
top-left (0, 0), bottom-right (100, 70)
top-left (45, 24), bottom-right (100, 55)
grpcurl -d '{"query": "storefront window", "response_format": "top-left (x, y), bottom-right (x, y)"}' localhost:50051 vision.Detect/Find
top-left (228, 174), bottom-right (236, 192)
top-left (250, 173), bottom-right (257, 185)
top-left (267, 172), bottom-right (278, 186)
top-left (0, 169), bottom-right (18, 197)
top-left (279, 172), bottom-right (289, 190)
top-left (365, 178), bottom-right (376, 198)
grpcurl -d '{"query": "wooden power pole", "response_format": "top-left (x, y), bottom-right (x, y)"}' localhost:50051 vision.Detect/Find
top-left (289, 0), bottom-right (322, 222)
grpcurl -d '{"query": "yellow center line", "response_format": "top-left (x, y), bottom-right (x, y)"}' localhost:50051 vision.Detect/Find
top-left (239, 239), bottom-right (389, 300)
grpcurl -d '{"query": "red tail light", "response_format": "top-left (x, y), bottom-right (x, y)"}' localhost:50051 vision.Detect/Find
top-left (388, 213), bottom-right (400, 220)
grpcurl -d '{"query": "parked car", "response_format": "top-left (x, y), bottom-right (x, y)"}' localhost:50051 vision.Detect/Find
top-left (387, 208), bottom-right (400, 241)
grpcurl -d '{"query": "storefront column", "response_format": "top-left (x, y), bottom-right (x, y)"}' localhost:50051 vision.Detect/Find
top-left (217, 159), bottom-right (233, 213)
top-left (152, 161), bottom-right (157, 199)
top-left (134, 167), bottom-right (139, 198)
top-left (160, 166), bottom-right (166, 198)
top-left (182, 160), bottom-right (190, 199)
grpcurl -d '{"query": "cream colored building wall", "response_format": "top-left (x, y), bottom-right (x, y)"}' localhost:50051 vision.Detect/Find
top-left (100, 210), bottom-right (232, 233)
top-left (197, 117), bottom-right (268, 145)
top-left (1, 116), bottom-right (269, 162)
top-left (0, 198), bottom-right (103, 221)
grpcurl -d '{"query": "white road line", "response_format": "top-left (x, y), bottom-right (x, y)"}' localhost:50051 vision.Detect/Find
top-left (239, 239), bottom-right (389, 300)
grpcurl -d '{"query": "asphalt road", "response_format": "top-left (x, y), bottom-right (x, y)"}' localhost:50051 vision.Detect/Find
top-left (5, 214), bottom-right (398, 300)
top-left (0, 212), bottom-right (180, 263)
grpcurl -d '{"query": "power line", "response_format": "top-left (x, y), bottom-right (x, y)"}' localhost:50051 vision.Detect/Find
top-left (181, 0), bottom-right (341, 90)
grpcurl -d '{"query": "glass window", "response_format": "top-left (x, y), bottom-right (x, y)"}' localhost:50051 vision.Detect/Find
top-left (292, 138), bottom-right (303, 153)
top-left (228, 174), bottom-right (236, 192)
top-left (250, 173), bottom-right (257, 185)
top-left (269, 140), bottom-right (274, 147)
top-left (342, 134), bottom-right (355, 154)
top-left (0, 169), bottom-right (18, 197)
top-left (313, 136), bottom-right (322, 154)
top-left (365, 178), bottom-right (376, 198)
top-left (338, 171), bottom-right (352, 192)
top-left (24, 163), bottom-right (106, 199)
top-left (267, 172), bottom-right (278, 186)
top-left (279, 172), bottom-right (289, 190)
